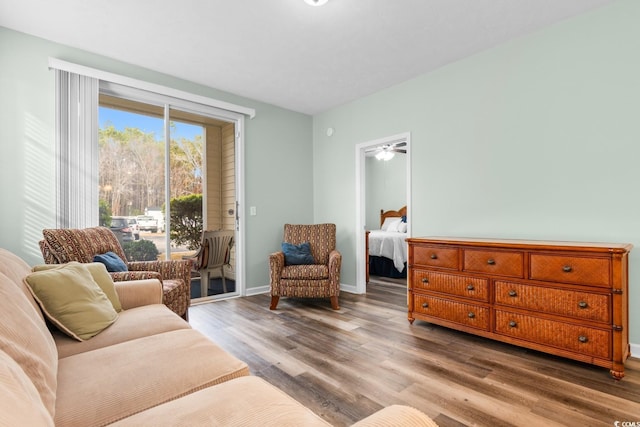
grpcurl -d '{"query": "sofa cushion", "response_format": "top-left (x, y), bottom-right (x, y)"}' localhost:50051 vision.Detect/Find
top-left (33, 262), bottom-right (123, 312)
top-left (0, 248), bottom-right (45, 320)
top-left (282, 264), bottom-right (329, 280)
top-left (54, 304), bottom-right (190, 358)
top-left (25, 262), bottom-right (118, 341)
top-left (0, 350), bottom-right (54, 427)
top-left (110, 376), bottom-right (331, 426)
top-left (55, 329), bottom-right (250, 426)
top-left (93, 251), bottom-right (128, 272)
top-left (0, 271), bottom-right (58, 419)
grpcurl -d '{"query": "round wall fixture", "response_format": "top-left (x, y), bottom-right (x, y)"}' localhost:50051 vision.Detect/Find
top-left (326, 127), bottom-right (334, 137)
top-left (304, 0), bottom-right (329, 6)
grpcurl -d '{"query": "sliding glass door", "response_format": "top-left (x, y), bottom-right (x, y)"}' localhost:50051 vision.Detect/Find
top-left (98, 95), bottom-right (237, 299)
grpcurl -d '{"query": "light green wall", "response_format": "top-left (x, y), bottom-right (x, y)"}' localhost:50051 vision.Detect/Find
top-left (0, 27), bottom-right (313, 290)
top-left (2, 0), bottom-right (640, 344)
top-left (365, 155), bottom-right (406, 230)
top-left (313, 0), bottom-right (640, 344)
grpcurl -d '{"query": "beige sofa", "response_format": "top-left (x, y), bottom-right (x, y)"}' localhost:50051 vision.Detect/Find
top-left (0, 248), bottom-right (437, 426)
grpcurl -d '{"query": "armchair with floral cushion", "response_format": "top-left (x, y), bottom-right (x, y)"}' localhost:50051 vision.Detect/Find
top-left (269, 223), bottom-right (341, 310)
top-left (39, 226), bottom-right (191, 320)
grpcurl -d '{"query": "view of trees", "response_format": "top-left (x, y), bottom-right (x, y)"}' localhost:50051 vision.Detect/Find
top-left (170, 194), bottom-right (203, 250)
top-left (98, 123), bottom-right (203, 218)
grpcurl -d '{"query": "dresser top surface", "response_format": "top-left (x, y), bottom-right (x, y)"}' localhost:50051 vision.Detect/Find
top-left (407, 237), bottom-right (633, 253)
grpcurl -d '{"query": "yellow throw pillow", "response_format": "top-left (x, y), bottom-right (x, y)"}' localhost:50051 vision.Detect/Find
top-left (32, 262), bottom-right (122, 312)
top-left (24, 262), bottom-right (118, 341)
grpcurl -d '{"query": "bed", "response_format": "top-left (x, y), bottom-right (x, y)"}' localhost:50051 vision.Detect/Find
top-left (367, 205), bottom-right (408, 280)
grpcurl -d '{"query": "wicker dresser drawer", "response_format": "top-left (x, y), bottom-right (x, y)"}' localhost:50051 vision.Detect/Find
top-left (463, 249), bottom-right (523, 277)
top-left (412, 245), bottom-right (458, 270)
top-left (495, 310), bottom-right (611, 359)
top-left (530, 254), bottom-right (610, 287)
top-left (494, 281), bottom-right (610, 323)
top-left (412, 270), bottom-right (488, 301)
top-left (413, 294), bottom-right (489, 330)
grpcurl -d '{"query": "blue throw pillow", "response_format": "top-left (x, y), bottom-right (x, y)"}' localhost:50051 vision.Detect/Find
top-left (282, 242), bottom-right (315, 266)
top-left (93, 251), bottom-right (128, 272)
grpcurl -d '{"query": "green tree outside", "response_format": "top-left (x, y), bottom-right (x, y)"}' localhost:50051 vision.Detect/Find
top-left (169, 194), bottom-right (203, 250)
top-left (98, 121), bottom-right (203, 218)
top-left (99, 199), bottom-right (112, 226)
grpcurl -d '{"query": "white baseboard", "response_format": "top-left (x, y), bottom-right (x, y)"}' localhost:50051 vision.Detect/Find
top-left (340, 283), bottom-right (359, 294)
top-left (630, 342), bottom-right (639, 359)
top-left (245, 285), bottom-right (270, 296)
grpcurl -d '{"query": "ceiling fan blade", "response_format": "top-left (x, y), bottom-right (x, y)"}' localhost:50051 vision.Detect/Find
top-left (364, 139), bottom-right (408, 154)
top-left (364, 147), bottom-right (383, 153)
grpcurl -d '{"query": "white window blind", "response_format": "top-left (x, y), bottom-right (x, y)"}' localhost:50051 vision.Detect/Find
top-left (54, 69), bottom-right (99, 228)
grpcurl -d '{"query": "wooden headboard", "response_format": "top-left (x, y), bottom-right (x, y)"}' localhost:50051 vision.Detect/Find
top-left (380, 205), bottom-right (407, 227)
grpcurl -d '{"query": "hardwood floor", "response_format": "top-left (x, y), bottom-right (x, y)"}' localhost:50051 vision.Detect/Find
top-left (188, 282), bottom-right (640, 427)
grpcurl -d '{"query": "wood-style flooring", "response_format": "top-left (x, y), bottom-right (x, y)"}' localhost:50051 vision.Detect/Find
top-left (188, 277), bottom-right (640, 427)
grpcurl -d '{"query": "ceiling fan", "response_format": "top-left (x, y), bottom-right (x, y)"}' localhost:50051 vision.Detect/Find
top-left (365, 141), bottom-right (407, 161)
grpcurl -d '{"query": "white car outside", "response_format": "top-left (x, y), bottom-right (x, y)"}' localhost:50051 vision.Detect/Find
top-left (126, 217), bottom-right (140, 240)
top-left (136, 215), bottom-right (158, 233)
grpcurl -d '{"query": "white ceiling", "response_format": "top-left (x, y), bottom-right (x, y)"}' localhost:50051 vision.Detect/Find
top-left (0, 0), bottom-right (615, 115)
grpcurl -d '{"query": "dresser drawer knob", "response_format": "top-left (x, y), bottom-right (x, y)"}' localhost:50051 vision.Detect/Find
top-left (466, 284), bottom-right (475, 291)
top-left (468, 312), bottom-right (475, 319)
top-left (578, 301), bottom-right (588, 309)
top-left (422, 302), bottom-right (429, 308)
top-left (508, 290), bottom-right (517, 297)
top-left (421, 278), bottom-right (429, 284)
top-left (578, 335), bottom-right (588, 343)
top-left (430, 254), bottom-right (438, 260)
top-left (487, 259), bottom-right (496, 265)
top-left (563, 265), bottom-right (573, 273)
top-left (509, 320), bottom-right (517, 328)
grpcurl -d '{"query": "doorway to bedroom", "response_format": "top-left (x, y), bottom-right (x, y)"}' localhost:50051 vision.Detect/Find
top-left (355, 132), bottom-right (411, 294)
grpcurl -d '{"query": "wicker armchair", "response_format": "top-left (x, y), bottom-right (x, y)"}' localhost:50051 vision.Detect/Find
top-left (39, 227), bottom-right (191, 320)
top-left (269, 223), bottom-right (341, 310)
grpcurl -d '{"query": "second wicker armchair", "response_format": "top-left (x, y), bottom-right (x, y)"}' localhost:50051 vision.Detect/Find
top-left (39, 227), bottom-right (191, 320)
top-left (269, 223), bottom-right (341, 310)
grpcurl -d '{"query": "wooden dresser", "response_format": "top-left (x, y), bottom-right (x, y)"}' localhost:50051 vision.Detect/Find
top-left (407, 237), bottom-right (632, 379)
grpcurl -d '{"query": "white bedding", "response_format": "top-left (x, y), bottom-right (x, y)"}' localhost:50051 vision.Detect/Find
top-left (368, 230), bottom-right (407, 271)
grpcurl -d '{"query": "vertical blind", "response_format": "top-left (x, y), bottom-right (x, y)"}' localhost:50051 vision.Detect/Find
top-left (54, 69), bottom-right (99, 228)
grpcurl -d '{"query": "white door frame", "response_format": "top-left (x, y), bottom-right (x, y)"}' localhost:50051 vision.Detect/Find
top-left (194, 113), bottom-right (246, 302)
top-left (355, 132), bottom-right (411, 294)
